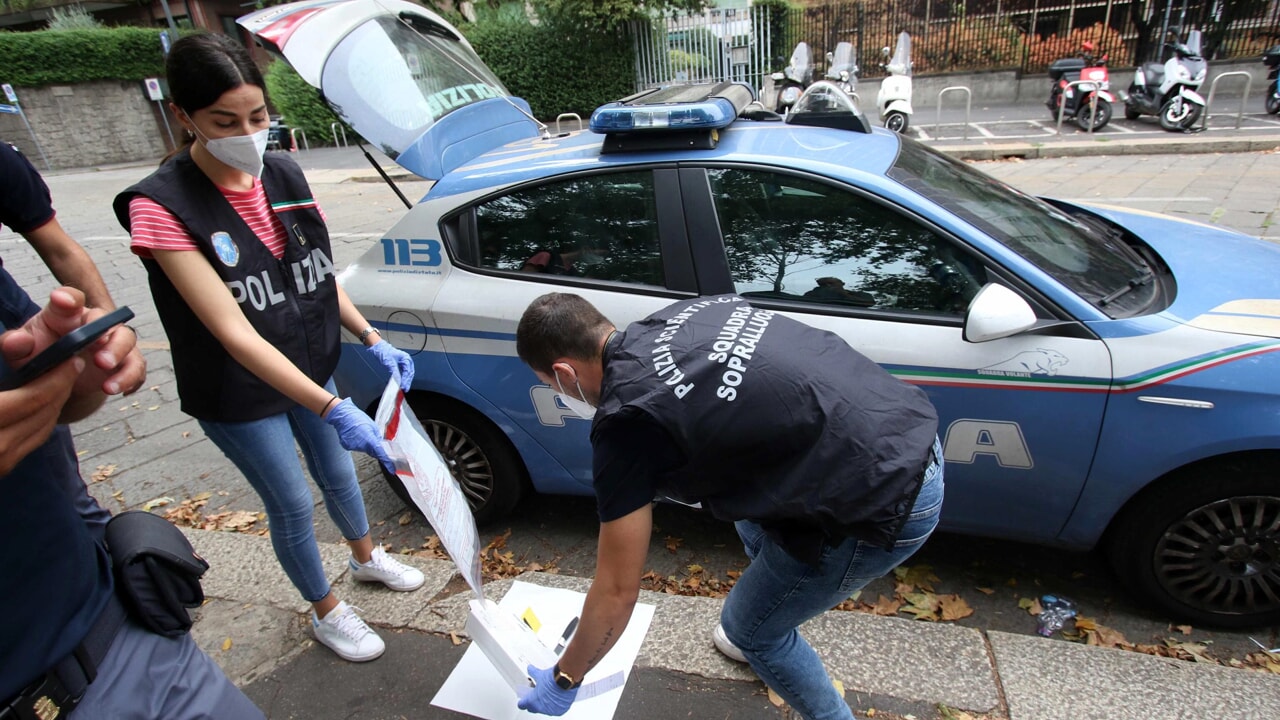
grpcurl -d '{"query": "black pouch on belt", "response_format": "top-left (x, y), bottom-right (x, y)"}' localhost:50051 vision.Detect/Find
top-left (104, 510), bottom-right (210, 637)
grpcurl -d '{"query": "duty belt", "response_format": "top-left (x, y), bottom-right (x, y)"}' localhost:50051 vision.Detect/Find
top-left (1, 591), bottom-right (126, 720)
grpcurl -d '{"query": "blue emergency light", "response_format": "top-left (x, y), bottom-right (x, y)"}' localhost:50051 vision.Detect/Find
top-left (589, 82), bottom-right (755, 134)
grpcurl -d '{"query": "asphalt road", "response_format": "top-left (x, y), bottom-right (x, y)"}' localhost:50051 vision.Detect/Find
top-left (6, 142), bottom-right (1278, 685)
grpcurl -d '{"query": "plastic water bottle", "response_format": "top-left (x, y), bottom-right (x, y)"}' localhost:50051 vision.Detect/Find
top-left (1036, 594), bottom-right (1076, 637)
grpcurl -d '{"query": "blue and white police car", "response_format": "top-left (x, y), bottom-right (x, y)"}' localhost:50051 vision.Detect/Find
top-left (241, 0), bottom-right (1280, 627)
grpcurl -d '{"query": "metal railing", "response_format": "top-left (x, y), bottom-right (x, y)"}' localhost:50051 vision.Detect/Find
top-left (330, 123), bottom-right (349, 147)
top-left (1200, 71), bottom-right (1253, 131)
top-left (1054, 80), bottom-right (1108, 135)
top-left (290, 128), bottom-right (309, 152)
top-left (934, 86), bottom-right (972, 141)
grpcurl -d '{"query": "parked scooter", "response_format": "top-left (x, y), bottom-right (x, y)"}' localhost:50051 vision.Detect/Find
top-left (1263, 45), bottom-right (1280, 115)
top-left (1123, 30), bottom-right (1207, 131)
top-left (825, 42), bottom-right (858, 99)
top-left (876, 31), bottom-right (914, 132)
top-left (1046, 41), bottom-right (1114, 131)
top-left (772, 42), bottom-right (814, 114)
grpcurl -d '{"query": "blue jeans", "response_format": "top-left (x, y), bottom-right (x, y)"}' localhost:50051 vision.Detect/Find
top-left (721, 437), bottom-right (945, 720)
top-left (199, 380), bottom-right (369, 603)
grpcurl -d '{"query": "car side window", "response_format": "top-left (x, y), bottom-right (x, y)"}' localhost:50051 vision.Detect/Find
top-left (471, 171), bottom-right (664, 287)
top-left (708, 168), bottom-right (986, 315)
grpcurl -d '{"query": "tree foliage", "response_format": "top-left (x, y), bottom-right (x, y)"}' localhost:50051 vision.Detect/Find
top-left (533, 0), bottom-right (706, 31)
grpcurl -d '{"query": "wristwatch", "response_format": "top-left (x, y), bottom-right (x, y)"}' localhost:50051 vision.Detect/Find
top-left (552, 663), bottom-right (580, 690)
top-left (358, 326), bottom-right (379, 345)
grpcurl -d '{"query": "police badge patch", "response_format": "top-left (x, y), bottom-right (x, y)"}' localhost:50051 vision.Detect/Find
top-left (212, 232), bottom-right (239, 267)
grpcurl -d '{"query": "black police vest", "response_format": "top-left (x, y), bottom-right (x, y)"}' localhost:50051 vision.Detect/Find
top-left (592, 295), bottom-right (939, 550)
top-left (113, 150), bottom-right (339, 422)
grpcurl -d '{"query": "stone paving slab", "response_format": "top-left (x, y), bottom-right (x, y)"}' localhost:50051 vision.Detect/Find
top-left (989, 631), bottom-right (1280, 720)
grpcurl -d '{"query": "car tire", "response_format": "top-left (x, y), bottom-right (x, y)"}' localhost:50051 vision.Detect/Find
top-left (381, 395), bottom-right (528, 527)
top-left (885, 111), bottom-right (910, 133)
top-left (1075, 99), bottom-right (1111, 131)
top-left (1159, 97), bottom-right (1201, 131)
top-left (1106, 458), bottom-right (1280, 628)
top-left (1266, 92), bottom-right (1280, 115)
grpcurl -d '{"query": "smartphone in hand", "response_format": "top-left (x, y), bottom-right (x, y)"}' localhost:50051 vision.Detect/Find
top-left (0, 306), bottom-right (134, 391)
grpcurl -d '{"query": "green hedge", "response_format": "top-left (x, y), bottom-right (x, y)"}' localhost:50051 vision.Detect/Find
top-left (263, 61), bottom-right (349, 146)
top-left (0, 27), bottom-right (167, 85)
top-left (462, 15), bottom-right (634, 120)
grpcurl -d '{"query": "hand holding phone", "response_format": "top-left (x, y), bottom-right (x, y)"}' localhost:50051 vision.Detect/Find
top-left (0, 306), bottom-right (134, 391)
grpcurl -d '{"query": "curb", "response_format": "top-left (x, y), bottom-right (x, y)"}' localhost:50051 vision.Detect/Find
top-left (935, 133), bottom-right (1280, 160)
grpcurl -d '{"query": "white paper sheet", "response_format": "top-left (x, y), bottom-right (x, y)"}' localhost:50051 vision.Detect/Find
top-left (431, 581), bottom-right (655, 720)
top-left (375, 378), bottom-right (483, 597)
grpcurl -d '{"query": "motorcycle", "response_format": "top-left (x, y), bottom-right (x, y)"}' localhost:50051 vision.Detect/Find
top-left (824, 42), bottom-right (858, 99)
top-left (1046, 41), bottom-right (1113, 131)
top-left (771, 42), bottom-right (813, 115)
top-left (1263, 44), bottom-right (1280, 115)
top-left (1123, 30), bottom-right (1207, 131)
top-left (877, 31), bottom-right (914, 133)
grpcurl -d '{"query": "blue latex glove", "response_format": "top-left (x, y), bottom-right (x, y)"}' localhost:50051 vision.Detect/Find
top-left (516, 664), bottom-right (577, 716)
top-left (366, 339), bottom-right (414, 393)
top-left (324, 398), bottom-right (394, 473)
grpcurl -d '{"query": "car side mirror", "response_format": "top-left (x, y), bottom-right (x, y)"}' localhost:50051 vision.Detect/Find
top-left (963, 284), bottom-right (1037, 342)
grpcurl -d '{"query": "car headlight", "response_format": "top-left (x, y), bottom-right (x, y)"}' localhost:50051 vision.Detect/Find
top-left (781, 86), bottom-right (802, 105)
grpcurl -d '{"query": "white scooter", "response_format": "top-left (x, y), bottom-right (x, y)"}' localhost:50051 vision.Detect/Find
top-left (825, 42), bottom-right (858, 100)
top-left (877, 32), bottom-right (913, 132)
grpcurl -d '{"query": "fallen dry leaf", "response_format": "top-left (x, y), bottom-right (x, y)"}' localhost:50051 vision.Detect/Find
top-left (900, 591), bottom-right (940, 621)
top-left (975, 587), bottom-right (995, 595)
top-left (449, 631), bottom-right (462, 646)
top-left (893, 564), bottom-right (940, 592)
top-left (398, 512), bottom-right (413, 526)
top-left (221, 637), bottom-right (232, 651)
top-left (664, 536), bottom-right (683, 553)
top-left (91, 464), bottom-right (117, 483)
top-left (870, 594), bottom-right (904, 616)
top-left (767, 687), bottom-right (785, 707)
top-left (939, 594), bottom-right (974, 621)
top-left (141, 496), bottom-right (174, 511)
top-left (1018, 596), bottom-right (1043, 615)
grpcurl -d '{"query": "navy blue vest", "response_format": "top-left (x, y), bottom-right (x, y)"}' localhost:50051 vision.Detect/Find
top-left (592, 295), bottom-right (938, 551)
top-left (114, 151), bottom-right (339, 421)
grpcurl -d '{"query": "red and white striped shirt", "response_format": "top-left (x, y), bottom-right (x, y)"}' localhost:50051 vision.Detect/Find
top-left (128, 179), bottom-right (306, 260)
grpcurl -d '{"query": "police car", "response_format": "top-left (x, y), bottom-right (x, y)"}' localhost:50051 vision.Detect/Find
top-left (241, 0), bottom-right (1280, 628)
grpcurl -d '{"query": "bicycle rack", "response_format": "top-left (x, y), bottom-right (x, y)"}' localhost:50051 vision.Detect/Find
top-left (1200, 71), bottom-right (1253, 130)
top-left (934, 86), bottom-right (972, 141)
top-left (554, 112), bottom-right (584, 134)
top-left (330, 122), bottom-right (349, 147)
top-left (1054, 79), bottom-right (1108, 135)
top-left (290, 127), bottom-right (309, 152)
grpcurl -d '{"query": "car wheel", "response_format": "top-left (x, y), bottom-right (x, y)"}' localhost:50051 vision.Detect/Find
top-left (1106, 458), bottom-right (1280, 628)
top-left (382, 395), bottom-right (528, 526)
top-left (1266, 92), bottom-right (1280, 115)
top-left (1075, 99), bottom-right (1111, 131)
top-left (1159, 97), bottom-right (1201, 131)
top-left (885, 111), bottom-right (909, 133)
top-left (1124, 104), bottom-right (1141, 121)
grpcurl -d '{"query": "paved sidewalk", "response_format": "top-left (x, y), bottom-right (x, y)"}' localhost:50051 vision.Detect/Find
top-left (8, 119), bottom-right (1280, 719)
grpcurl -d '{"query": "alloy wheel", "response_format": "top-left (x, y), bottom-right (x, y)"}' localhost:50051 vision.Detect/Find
top-left (1153, 495), bottom-right (1280, 618)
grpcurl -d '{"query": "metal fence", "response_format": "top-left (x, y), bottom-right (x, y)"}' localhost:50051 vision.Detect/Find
top-left (631, 1), bottom-right (1280, 91)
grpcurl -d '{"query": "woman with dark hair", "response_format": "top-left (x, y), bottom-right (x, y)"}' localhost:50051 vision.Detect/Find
top-left (113, 33), bottom-right (423, 663)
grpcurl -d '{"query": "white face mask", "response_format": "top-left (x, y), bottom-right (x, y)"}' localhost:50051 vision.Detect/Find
top-left (193, 125), bottom-right (270, 178)
top-left (554, 370), bottom-right (596, 420)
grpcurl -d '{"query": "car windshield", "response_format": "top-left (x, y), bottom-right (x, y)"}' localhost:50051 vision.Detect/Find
top-left (887, 140), bottom-right (1157, 317)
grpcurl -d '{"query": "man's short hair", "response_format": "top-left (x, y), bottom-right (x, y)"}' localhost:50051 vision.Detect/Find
top-left (517, 293), bottom-right (613, 375)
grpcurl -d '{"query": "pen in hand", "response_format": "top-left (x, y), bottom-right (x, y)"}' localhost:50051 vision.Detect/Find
top-left (554, 616), bottom-right (580, 655)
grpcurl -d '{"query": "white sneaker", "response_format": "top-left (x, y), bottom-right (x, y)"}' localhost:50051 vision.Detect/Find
top-left (713, 624), bottom-right (748, 663)
top-left (349, 546), bottom-right (426, 592)
top-left (312, 601), bottom-right (385, 662)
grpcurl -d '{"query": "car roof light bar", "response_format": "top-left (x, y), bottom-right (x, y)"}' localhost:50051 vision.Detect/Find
top-left (589, 82), bottom-right (756, 135)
